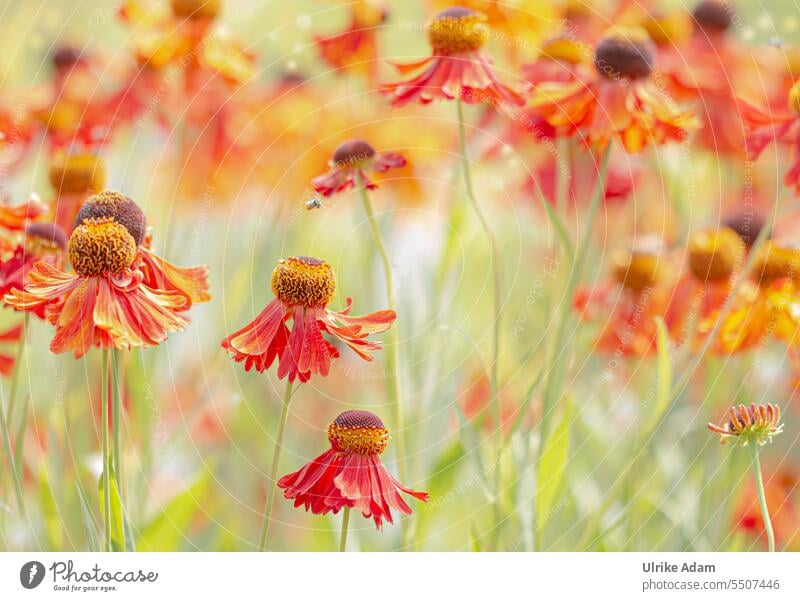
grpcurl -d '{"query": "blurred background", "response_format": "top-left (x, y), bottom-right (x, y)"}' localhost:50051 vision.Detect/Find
top-left (0, 0), bottom-right (799, 552)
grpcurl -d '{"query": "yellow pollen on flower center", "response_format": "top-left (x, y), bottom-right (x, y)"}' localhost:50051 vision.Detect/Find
top-left (67, 218), bottom-right (137, 277)
top-left (270, 256), bottom-right (336, 307)
top-left (327, 411), bottom-right (389, 455)
top-left (427, 8), bottom-right (489, 55)
top-left (688, 227), bottom-right (744, 283)
top-left (49, 153), bottom-right (107, 196)
top-left (170, 0), bottom-right (220, 19)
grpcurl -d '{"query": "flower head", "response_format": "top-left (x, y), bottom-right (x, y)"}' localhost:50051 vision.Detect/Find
top-left (222, 256), bottom-right (395, 382)
top-left (692, 0), bottom-right (733, 34)
top-left (315, 0), bottom-right (387, 81)
top-left (311, 139), bottom-right (406, 197)
top-left (49, 153), bottom-right (106, 197)
top-left (708, 403), bottom-right (784, 446)
top-left (4, 207), bottom-right (191, 358)
top-left (380, 7), bottom-right (523, 108)
top-left (529, 26), bottom-right (698, 152)
top-left (74, 190), bottom-right (211, 307)
top-left (278, 409), bottom-right (428, 529)
top-left (688, 227), bottom-right (745, 284)
top-left (0, 222), bottom-right (67, 319)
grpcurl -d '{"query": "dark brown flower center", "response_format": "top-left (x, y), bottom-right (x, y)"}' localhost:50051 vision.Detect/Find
top-left (328, 410), bottom-right (389, 455)
top-left (722, 211), bottom-right (769, 249)
top-left (25, 222), bottom-right (67, 251)
top-left (428, 7), bottom-right (489, 55)
top-left (75, 190), bottom-right (147, 245)
top-left (332, 139), bottom-right (376, 168)
top-left (271, 256), bottom-right (336, 307)
top-left (594, 30), bottom-right (655, 80)
top-left (692, 0), bottom-right (733, 32)
top-left (67, 218), bottom-right (137, 276)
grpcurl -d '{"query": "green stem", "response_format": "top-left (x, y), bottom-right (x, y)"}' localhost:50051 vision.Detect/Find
top-left (0, 384), bottom-right (24, 513)
top-left (101, 349), bottom-right (112, 552)
top-left (339, 507), bottom-right (351, 552)
top-left (540, 144), bottom-right (612, 445)
top-left (455, 97), bottom-right (502, 444)
top-left (111, 350), bottom-right (123, 500)
top-left (5, 313), bottom-right (28, 425)
top-left (356, 177), bottom-right (406, 484)
top-left (258, 379), bottom-right (294, 551)
top-left (751, 444), bottom-right (775, 552)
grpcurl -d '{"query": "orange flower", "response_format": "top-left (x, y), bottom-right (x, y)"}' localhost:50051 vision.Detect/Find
top-left (311, 139), bottom-right (406, 197)
top-left (742, 81), bottom-right (800, 193)
top-left (73, 191), bottom-right (211, 308)
top-left (380, 7), bottom-right (523, 108)
top-left (278, 410), bottom-right (428, 529)
top-left (708, 241), bottom-right (800, 356)
top-left (656, 1), bottom-right (752, 156)
top-left (663, 227), bottom-right (744, 347)
top-left (529, 27), bottom-right (698, 152)
top-left (574, 239), bottom-right (671, 356)
top-left (315, 1), bottom-right (387, 81)
top-left (0, 195), bottom-right (48, 234)
top-left (221, 256), bottom-right (395, 383)
top-left (4, 218), bottom-right (189, 358)
top-left (118, 0), bottom-right (255, 83)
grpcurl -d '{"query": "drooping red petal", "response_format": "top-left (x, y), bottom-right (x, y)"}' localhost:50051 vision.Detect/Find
top-left (221, 297), bottom-right (289, 373)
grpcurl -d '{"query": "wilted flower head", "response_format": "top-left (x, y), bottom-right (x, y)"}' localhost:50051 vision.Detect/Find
top-left (708, 403), bottom-right (783, 446)
top-left (278, 409), bottom-right (428, 529)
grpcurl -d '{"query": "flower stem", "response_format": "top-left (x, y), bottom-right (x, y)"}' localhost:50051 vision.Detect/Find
top-left (339, 507), bottom-right (351, 552)
top-left (257, 379), bottom-right (294, 551)
top-left (455, 97), bottom-right (503, 444)
top-left (101, 349), bottom-right (112, 552)
top-left (539, 143), bottom-right (612, 446)
top-left (5, 313), bottom-right (28, 426)
top-left (111, 349), bottom-right (124, 501)
top-left (751, 444), bottom-right (775, 552)
top-left (355, 176), bottom-right (407, 481)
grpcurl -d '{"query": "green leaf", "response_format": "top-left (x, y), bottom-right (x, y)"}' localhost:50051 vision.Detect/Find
top-left (136, 472), bottom-right (210, 551)
top-left (99, 470), bottom-right (126, 552)
top-left (643, 318), bottom-right (672, 438)
top-left (536, 396), bottom-right (573, 529)
top-left (38, 469), bottom-right (62, 550)
top-left (76, 482), bottom-right (101, 552)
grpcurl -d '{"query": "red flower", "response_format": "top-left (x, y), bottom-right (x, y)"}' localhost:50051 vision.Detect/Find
top-left (222, 256), bottom-right (395, 382)
top-left (311, 139), bottom-right (406, 197)
top-left (663, 226), bottom-right (745, 348)
top-left (74, 190), bottom-right (211, 308)
top-left (574, 239), bottom-right (671, 357)
top-left (742, 81), bottom-right (800, 193)
top-left (380, 7), bottom-right (523, 108)
top-left (4, 218), bottom-right (189, 358)
top-left (529, 27), bottom-right (698, 152)
top-left (315, 1), bottom-right (387, 81)
top-left (0, 322), bottom-right (23, 376)
top-left (0, 222), bottom-right (67, 320)
top-left (278, 410), bottom-right (428, 529)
